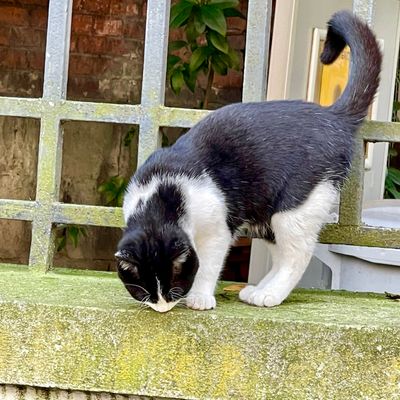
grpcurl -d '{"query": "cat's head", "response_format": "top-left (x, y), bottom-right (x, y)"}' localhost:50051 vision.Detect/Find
top-left (115, 225), bottom-right (198, 312)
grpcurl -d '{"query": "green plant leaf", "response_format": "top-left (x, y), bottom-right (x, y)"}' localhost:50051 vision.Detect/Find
top-left (170, 1), bottom-right (193, 28)
top-left (56, 235), bottom-right (67, 252)
top-left (211, 54), bottom-right (228, 75)
top-left (385, 175), bottom-right (400, 199)
top-left (68, 226), bottom-right (80, 248)
top-left (386, 186), bottom-right (400, 199)
top-left (200, 5), bottom-right (227, 36)
top-left (116, 191), bottom-right (125, 208)
top-left (185, 20), bottom-right (199, 43)
top-left (193, 13), bottom-right (206, 34)
top-left (123, 127), bottom-right (137, 147)
top-left (223, 7), bottom-right (245, 18)
top-left (79, 227), bottom-right (88, 237)
top-left (169, 40), bottom-right (188, 51)
top-left (167, 55), bottom-right (181, 76)
top-left (393, 101), bottom-right (400, 112)
top-left (209, 0), bottom-right (239, 9)
top-left (189, 46), bottom-right (209, 71)
top-left (183, 64), bottom-right (197, 92)
top-left (171, 69), bottom-right (185, 94)
top-left (220, 47), bottom-right (240, 69)
top-left (98, 176), bottom-right (128, 207)
top-left (209, 30), bottom-right (229, 53)
top-left (388, 167), bottom-right (400, 185)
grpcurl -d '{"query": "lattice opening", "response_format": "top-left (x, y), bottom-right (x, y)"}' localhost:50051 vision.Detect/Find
top-left (67, 0), bottom-right (146, 104)
top-left (0, 116), bottom-right (40, 201)
top-left (60, 120), bottom-right (138, 206)
top-left (0, 1), bottom-right (49, 98)
top-left (165, 1), bottom-right (247, 110)
top-left (0, 219), bottom-right (31, 266)
top-left (53, 224), bottom-right (121, 271)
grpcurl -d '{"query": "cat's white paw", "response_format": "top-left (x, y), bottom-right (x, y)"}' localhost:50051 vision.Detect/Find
top-left (238, 285), bottom-right (257, 302)
top-left (240, 287), bottom-right (283, 307)
top-left (186, 292), bottom-right (216, 310)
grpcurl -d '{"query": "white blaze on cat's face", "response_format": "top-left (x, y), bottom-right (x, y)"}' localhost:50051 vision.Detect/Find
top-left (146, 279), bottom-right (179, 312)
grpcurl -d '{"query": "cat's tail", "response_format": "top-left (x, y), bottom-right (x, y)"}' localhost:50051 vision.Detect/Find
top-left (320, 10), bottom-right (382, 121)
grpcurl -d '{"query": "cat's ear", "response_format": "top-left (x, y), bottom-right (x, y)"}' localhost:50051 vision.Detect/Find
top-left (115, 250), bottom-right (139, 276)
top-left (115, 249), bottom-right (131, 261)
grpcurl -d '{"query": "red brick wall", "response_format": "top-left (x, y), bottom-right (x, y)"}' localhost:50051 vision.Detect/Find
top-left (0, 0), bottom-right (48, 97)
top-left (0, 0), bottom-right (247, 106)
top-left (68, 0), bottom-right (146, 103)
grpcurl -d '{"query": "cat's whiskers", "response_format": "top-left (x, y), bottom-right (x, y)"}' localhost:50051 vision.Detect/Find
top-left (174, 300), bottom-right (189, 309)
top-left (168, 287), bottom-right (185, 302)
top-left (123, 283), bottom-right (150, 295)
top-left (132, 295), bottom-right (151, 316)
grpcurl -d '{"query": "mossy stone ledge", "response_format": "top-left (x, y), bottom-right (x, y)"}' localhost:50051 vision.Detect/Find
top-left (0, 265), bottom-right (399, 399)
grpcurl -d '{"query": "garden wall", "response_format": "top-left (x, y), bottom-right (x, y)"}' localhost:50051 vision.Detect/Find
top-left (0, 0), bottom-right (248, 273)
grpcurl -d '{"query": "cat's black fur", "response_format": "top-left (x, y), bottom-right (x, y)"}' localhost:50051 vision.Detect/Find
top-left (116, 11), bottom-right (382, 308)
top-left (117, 183), bottom-right (199, 303)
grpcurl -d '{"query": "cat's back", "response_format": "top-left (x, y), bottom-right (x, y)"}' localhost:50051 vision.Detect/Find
top-left (134, 99), bottom-right (355, 186)
top-left (188, 100), bottom-right (353, 147)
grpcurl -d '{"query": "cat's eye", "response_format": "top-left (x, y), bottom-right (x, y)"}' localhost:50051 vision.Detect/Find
top-left (172, 251), bottom-right (188, 275)
top-left (172, 260), bottom-right (182, 275)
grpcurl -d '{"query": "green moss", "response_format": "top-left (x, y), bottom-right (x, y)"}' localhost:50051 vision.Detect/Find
top-left (0, 266), bottom-right (400, 398)
top-left (320, 224), bottom-right (400, 248)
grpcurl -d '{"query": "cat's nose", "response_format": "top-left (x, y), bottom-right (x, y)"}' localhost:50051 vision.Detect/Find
top-left (148, 297), bottom-right (178, 313)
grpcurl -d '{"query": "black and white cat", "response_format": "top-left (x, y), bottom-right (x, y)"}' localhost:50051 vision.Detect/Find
top-left (116, 11), bottom-right (381, 312)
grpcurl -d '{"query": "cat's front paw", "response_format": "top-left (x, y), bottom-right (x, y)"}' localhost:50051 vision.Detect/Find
top-left (186, 292), bottom-right (216, 310)
top-left (239, 286), bottom-right (283, 307)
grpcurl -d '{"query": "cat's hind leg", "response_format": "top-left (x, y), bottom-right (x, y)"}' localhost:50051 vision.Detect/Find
top-left (239, 181), bottom-right (337, 307)
top-left (238, 241), bottom-right (280, 299)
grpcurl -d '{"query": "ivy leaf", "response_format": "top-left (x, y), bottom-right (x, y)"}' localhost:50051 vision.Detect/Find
top-left (189, 46), bottom-right (209, 71)
top-left (200, 5), bottom-right (227, 36)
top-left (209, 0), bottom-right (239, 9)
top-left (209, 30), bottom-right (229, 54)
top-left (170, 1), bottom-right (193, 28)
top-left (223, 7), bottom-right (245, 18)
top-left (171, 69), bottom-right (185, 94)
top-left (169, 40), bottom-right (188, 51)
